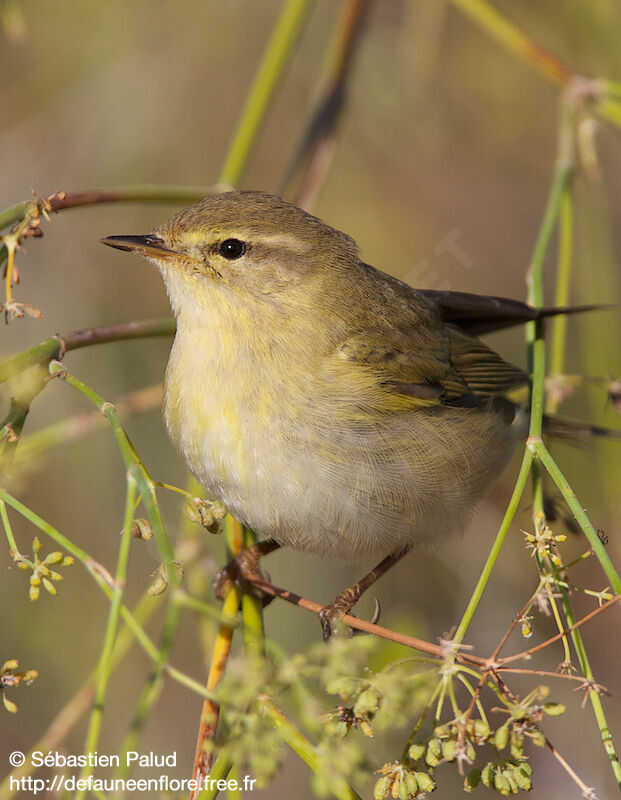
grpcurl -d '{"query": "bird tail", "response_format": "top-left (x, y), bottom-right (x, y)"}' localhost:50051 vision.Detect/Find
top-left (542, 414), bottom-right (621, 440)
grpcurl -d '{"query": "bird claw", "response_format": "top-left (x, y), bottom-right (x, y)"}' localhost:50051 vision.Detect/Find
top-left (212, 550), bottom-right (273, 606)
top-left (318, 586), bottom-right (360, 641)
top-left (319, 594), bottom-right (382, 641)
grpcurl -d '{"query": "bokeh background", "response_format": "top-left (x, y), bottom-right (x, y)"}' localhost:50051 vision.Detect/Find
top-left (1, 2), bottom-right (620, 798)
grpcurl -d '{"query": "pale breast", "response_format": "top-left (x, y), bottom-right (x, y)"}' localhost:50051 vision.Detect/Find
top-left (162, 285), bottom-right (519, 561)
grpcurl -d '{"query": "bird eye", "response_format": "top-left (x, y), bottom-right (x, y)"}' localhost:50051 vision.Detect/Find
top-left (218, 238), bottom-right (246, 260)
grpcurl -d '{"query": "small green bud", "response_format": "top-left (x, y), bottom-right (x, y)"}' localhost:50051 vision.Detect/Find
top-left (354, 688), bottom-right (379, 716)
top-left (433, 722), bottom-right (451, 738)
top-left (509, 731), bottom-right (524, 760)
top-left (494, 724), bottom-right (509, 750)
top-left (148, 561), bottom-right (184, 596)
top-left (481, 763), bottom-right (494, 787)
top-left (529, 729), bottom-right (546, 748)
top-left (425, 737), bottom-right (442, 767)
top-left (404, 772), bottom-right (420, 796)
top-left (464, 768), bottom-right (481, 793)
top-left (493, 771), bottom-right (511, 796)
top-left (465, 739), bottom-right (476, 763)
top-left (408, 743), bottom-right (426, 762)
top-left (441, 738), bottom-right (457, 762)
top-left (325, 677), bottom-right (358, 699)
top-left (131, 517), bottom-right (153, 540)
top-left (543, 702), bottom-right (566, 716)
top-left (513, 764), bottom-right (533, 791)
top-left (373, 777), bottom-right (389, 800)
top-left (473, 718), bottom-right (491, 741)
top-left (2, 695), bottom-right (17, 713)
top-left (504, 767), bottom-right (519, 794)
top-left (183, 498), bottom-right (202, 524)
top-left (414, 772), bottom-right (435, 793)
top-left (183, 498), bottom-right (226, 533)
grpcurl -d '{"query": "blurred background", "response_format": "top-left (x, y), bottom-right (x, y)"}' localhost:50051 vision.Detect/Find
top-left (1, 2), bottom-right (620, 798)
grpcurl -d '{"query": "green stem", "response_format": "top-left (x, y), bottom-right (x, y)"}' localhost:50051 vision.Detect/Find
top-left (0, 203), bottom-right (27, 232)
top-left (48, 362), bottom-right (177, 571)
top-left (113, 601), bottom-right (181, 782)
top-left (0, 490), bottom-right (161, 663)
top-left (218, 0), bottom-right (315, 186)
top-left (0, 591), bottom-right (161, 800)
top-left (196, 753), bottom-right (234, 800)
top-left (76, 477), bottom-right (136, 798)
top-left (523, 102), bottom-right (621, 787)
top-left (452, 449), bottom-right (533, 645)
top-left (241, 524), bottom-right (266, 656)
top-left (449, 0), bottom-right (571, 87)
top-left (548, 187), bottom-right (574, 392)
top-left (531, 441), bottom-right (621, 593)
top-left (0, 499), bottom-right (19, 555)
top-left (526, 163), bottom-right (573, 438)
top-left (260, 699), bottom-right (364, 800)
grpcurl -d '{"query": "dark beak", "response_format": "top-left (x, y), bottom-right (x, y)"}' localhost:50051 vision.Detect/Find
top-left (100, 234), bottom-right (177, 260)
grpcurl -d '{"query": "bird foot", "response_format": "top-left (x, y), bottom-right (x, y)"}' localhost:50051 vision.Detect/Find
top-left (212, 547), bottom-right (274, 606)
top-left (319, 587), bottom-right (360, 641)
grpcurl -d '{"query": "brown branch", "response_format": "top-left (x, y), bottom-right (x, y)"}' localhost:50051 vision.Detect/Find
top-left (244, 573), bottom-right (620, 700)
top-left (0, 318), bottom-right (175, 384)
top-left (489, 584), bottom-right (543, 662)
top-left (46, 186), bottom-right (213, 213)
top-left (545, 738), bottom-right (597, 798)
top-left (280, 0), bottom-right (372, 206)
top-left (0, 185), bottom-right (215, 232)
top-left (495, 668), bottom-right (609, 691)
top-left (497, 593), bottom-right (621, 666)
top-left (190, 520), bottom-right (245, 798)
top-left (244, 573), bottom-right (487, 668)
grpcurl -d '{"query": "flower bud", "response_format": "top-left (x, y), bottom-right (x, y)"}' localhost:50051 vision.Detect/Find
top-left (131, 517), bottom-right (153, 540)
top-left (407, 743), bottom-right (425, 762)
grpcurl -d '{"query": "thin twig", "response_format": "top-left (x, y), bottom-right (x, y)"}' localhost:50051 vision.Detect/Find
top-left (0, 185), bottom-right (215, 232)
top-left (546, 738), bottom-right (598, 799)
top-left (281, 0), bottom-right (372, 207)
top-left (244, 572), bottom-right (485, 667)
top-left (0, 317), bottom-right (175, 384)
top-left (496, 593), bottom-right (621, 666)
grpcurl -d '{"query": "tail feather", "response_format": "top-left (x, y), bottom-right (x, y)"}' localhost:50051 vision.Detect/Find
top-left (542, 414), bottom-right (621, 439)
top-left (419, 288), bottom-right (614, 335)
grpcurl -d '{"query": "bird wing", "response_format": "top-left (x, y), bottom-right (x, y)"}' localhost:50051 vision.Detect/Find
top-left (333, 323), bottom-right (527, 408)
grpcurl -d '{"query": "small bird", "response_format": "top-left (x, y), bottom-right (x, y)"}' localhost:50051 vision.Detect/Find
top-left (102, 190), bottom-right (593, 636)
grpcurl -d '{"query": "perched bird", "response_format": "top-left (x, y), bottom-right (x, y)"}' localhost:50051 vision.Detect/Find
top-left (102, 190), bottom-right (593, 636)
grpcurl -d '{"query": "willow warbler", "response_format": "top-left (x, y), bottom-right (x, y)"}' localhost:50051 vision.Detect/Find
top-left (102, 191), bottom-right (585, 633)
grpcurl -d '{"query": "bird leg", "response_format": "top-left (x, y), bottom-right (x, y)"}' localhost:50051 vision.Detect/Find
top-left (319, 548), bottom-right (410, 641)
top-left (213, 538), bottom-right (281, 604)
